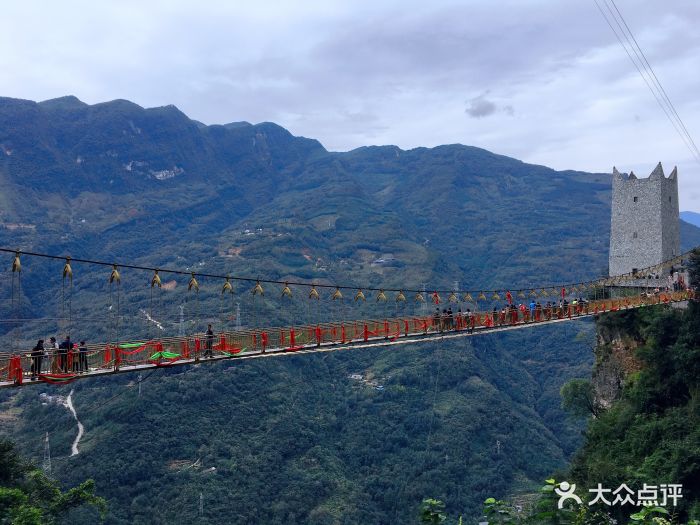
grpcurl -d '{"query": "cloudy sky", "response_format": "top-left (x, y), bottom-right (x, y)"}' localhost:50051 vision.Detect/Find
top-left (1, 0), bottom-right (699, 210)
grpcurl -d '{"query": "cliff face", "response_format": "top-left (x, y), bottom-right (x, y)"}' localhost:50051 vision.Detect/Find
top-left (592, 313), bottom-right (644, 408)
top-left (569, 301), bottom-right (700, 523)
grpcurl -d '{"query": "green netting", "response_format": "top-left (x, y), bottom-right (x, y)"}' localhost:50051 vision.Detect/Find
top-left (149, 351), bottom-right (180, 360)
top-left (119, 342), bottom-right (145, 349)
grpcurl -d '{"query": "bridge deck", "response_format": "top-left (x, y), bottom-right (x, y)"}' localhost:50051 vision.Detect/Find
top-left (1, 291), bottom-right (691, 389)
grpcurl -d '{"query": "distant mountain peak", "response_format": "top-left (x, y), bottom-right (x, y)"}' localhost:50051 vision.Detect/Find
top-left (223, 121), bottom-right (252, 129)
top-left (680, 211), bottom-right (700, 228)
top-left (38, 95), bottom-right (88, 110)
top-left (92, 98), bottom-right (145, 111)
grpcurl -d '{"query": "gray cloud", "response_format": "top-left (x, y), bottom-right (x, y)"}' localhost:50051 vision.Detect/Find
top-left (466, 94), bottom-right (497, 118)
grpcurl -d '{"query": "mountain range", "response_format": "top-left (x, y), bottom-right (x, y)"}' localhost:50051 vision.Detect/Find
top-left (1, 96), bottom-right (699, 524)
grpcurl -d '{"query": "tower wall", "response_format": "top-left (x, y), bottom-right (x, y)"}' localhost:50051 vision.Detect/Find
top-left (608, 163), bottom-right (680, 277)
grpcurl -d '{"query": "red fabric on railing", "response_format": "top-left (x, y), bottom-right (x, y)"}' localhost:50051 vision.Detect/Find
top-left (38, 373), bottom-right (76, 385)
top-left (8, 356), bottom-right (22, 385)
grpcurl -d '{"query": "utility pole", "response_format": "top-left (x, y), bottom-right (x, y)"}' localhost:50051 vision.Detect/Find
top-left (199, 492), bottom-right (204, 518)
top-left (43, 432), bottom-right (51, 474)
top-left (137, 372), bottom-right (143, 397)
top-left (496, 440), bottom-right (501, 456)
top-left (235, 303), bottom-right (242, 331)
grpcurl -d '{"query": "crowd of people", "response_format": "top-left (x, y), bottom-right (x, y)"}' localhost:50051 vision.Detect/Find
top-left (28, 335), bottom-right (89, 378)
top-left (430, 296), bottom-right (593, 334)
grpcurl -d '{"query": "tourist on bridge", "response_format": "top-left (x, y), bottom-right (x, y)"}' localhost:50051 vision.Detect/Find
top-left (47, 336), bottom-right (58, 373)
top-left (30, 339), bottom-right (44, 378)
top-left (204, 324), bottom-right (214, 358)
top-left (499, 307), bottom-right (507, 326)
top-left (466, 309), bottom-right (475, 333)
top-left (433, 308), bottom-right (441, 332)
top-left (447, 307), bottom-right (454, 330)
top-left (58, 335), bottom-right (71, 373)
top-left (79, 341), bottom-right (88, 372)
top-left (519, 303), bottom-right (528, 323)
top-left (70, 343), bottom-right (78, 372)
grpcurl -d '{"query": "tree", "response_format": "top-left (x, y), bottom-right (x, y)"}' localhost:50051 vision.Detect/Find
top-left (686, 248), bottom-right (700, 290)
top-left (560, 379), bottom-right (601, 418)
top-left (420, 498), bottom-right (447, 524)
top-left (0, 439), bottom-right (106, 524)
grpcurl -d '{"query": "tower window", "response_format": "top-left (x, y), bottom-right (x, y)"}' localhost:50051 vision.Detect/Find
top-left (633, 232), bottom-right (638, 239)
top-left (633, 196), bottom-right (638, 202)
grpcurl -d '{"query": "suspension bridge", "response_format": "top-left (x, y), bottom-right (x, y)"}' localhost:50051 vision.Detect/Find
top-left (0, 247), bottom-right (695, 388)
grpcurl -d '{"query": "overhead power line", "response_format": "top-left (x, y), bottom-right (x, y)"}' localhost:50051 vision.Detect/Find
top-left (592, 0), bottom-right (700, 164)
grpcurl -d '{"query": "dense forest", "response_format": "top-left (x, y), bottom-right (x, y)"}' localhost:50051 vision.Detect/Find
top-left (423, 253), bottom-right (700, 524)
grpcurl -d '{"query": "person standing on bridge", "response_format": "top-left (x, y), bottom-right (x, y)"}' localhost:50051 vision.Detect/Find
top-left (30, 339), bottom-right (44, 378)
top-left (58, 335), bottom-right (71, 373)
top-left (433, 308), bottom-right (441, 332)
top-left (79, 341), bottom-right (88, 372)
top-left (47, 336), bottom-right (58, 373)
top-left (204, 324), bottom-right (214, 358)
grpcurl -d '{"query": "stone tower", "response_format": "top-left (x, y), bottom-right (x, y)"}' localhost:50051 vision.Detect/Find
top-left (609, 162), bottom-right (680, 277)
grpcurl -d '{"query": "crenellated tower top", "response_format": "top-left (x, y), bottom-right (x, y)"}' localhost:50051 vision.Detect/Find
top-left (609, 163), bottom-right (680, 277)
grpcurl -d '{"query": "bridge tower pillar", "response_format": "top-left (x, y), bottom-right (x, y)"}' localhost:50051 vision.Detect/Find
top-left (609, 163), bottom-right (680, 279)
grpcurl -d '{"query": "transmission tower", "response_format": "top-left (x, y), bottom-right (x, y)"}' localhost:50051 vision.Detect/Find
top-left (43, 432), bottom-right (51, 474)
top-left (137, 372), bottom-right (143, 397)
top-left (235, 303), bottom-right (242, 331)
top-left (178, 305), bottom-right (185, 337)
top-left (199, 492), bottom-right (204, 517)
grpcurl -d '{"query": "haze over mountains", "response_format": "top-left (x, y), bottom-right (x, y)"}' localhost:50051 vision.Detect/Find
top-left (2, 95), bottom-right (698, 290)
top-left (1, 96), bottom-right (700, 524)
top-left (681, 211), bottom-right (700, 228)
